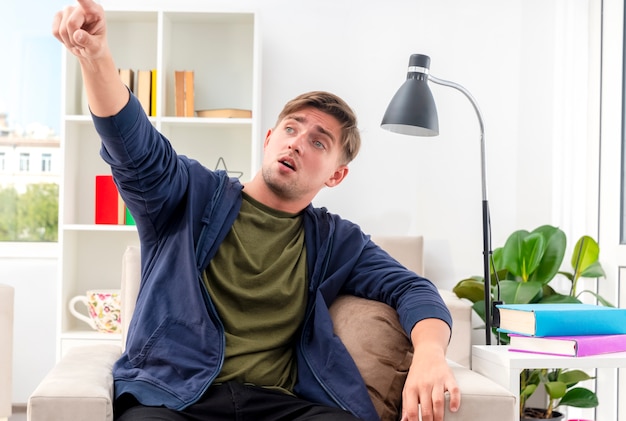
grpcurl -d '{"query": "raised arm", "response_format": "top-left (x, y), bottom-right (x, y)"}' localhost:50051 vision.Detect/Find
top-left (52, 0), bottom-right (129, 117)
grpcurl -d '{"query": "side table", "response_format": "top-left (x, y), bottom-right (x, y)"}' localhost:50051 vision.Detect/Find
top-left (472, 345), bottom-right (626, 420)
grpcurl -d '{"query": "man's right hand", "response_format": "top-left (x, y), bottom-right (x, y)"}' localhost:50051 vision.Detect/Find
top-left (52, 0), bottom-right (108, 62)
top-left (52, 0), bottom-right (129, 117)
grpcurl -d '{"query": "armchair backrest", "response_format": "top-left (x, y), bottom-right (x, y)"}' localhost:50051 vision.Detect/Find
top-left (370, 236), bottom-right (423, 274)
top-left (120, 246), bottom-right (140, 350)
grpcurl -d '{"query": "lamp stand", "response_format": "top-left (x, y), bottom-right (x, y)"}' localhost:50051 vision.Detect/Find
top-left (428, 75), bottom-right (493, 345)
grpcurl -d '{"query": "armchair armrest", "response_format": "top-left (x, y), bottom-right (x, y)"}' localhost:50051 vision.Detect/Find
top-left (28, 345), bottom-right (121, 421)
top-left (438, 289), bottom-right (472, 367)
top-left (446, 361), bottom-right (516, 421)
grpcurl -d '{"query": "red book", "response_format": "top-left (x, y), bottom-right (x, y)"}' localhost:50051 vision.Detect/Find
top-left (509, 333), bottom-right (626, 357)
top-left (95, 175), bottom-right (124, 224)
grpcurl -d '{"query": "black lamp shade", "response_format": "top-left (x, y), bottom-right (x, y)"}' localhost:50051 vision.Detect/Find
top-left (381, 54), bottom-right (439, 136)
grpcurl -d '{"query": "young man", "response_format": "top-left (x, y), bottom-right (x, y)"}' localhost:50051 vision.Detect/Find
top-left (53, 1), bottom-right (461, 420)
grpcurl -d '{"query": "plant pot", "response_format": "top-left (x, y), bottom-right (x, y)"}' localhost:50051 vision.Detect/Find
top-left (521, 408), bottom-right (565, 420)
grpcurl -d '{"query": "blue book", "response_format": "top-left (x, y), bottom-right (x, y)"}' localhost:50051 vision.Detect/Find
top-left (496, 303), bottom-right (626, 337)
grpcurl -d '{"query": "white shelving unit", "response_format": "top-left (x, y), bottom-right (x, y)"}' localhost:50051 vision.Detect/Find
top-left (57, 2), bottom-right (261, 358)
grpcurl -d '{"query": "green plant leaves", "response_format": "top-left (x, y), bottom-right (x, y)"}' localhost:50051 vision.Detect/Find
top-left (501, 230), bottom-right (540, 281)
top-left (452, 277), bottom-right (485, 303)
top-left (558, 387), bottom-right (599, 408)
top-left (500, 280), bottom-right (543, 304)
top-left (544, 381), bottom-right (567, 399)
top-left (499, 225), bottom-right (566, 284)
top-left (455, 225), bottom-right (606, 306)
top-left (520, 383), bottom-right (538, 399)
top-left (569, 235), bottom-right (606, 295)
top-left (537, 291), bottom-right (581, 304)
top-left (540, 370), bottom-right (598, 409)
top-left (580, 261), bottom-right (606, 278)
top-left (571, 235), bottom-right (600, 275)
top-left (471, 300), bottom-right (486, 320)
top-left (529, 225), bottom-right (567, 284)
top-left (576, 290), bottom-right (615, 307)
top-left (557, 369), bottom-right (594, 386)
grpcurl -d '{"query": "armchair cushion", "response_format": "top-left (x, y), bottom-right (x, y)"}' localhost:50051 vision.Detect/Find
top-left (329, 295), bottom-right (412, 421)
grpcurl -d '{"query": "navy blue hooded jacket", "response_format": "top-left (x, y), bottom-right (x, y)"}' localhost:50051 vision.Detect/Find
top-left (92, 94), bottom-right (452, 421)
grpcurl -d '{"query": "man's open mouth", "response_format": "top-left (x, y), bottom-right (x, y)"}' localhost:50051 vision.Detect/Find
top-left (280, 159), bottom-right (295, 170)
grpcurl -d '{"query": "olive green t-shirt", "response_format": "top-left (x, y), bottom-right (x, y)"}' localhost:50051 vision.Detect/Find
top-left (203, 192), bottom-right (307, 393)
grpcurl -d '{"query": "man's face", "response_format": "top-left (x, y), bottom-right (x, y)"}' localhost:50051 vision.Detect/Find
top-left (261, 106), bottom-right (348, 202)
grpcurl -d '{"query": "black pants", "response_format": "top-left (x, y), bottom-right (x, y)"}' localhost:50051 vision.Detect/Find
top-left (115, 382), bottom-right (361, 421)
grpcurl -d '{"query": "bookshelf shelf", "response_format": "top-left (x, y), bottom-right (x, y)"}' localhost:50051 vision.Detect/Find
top-left (160, 116), bottom-right (253, 127)
top-left (63, 115), bottom-right (94, 123)
top-left (63, 224), bottom-right (138, 232)
top-left (61, 330), bottom-right (123, 340)
top-left (57, 4), bottom-right (260, 357)
top-left (59, 331), bottom-right (123, 357)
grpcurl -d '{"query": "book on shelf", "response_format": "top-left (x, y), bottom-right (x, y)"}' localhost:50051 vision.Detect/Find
top-left (184, 70), bottom-right (194, 117)
top-left (174, 70), bottom-right (185, 117)
top-left (151, 69), bottom-right (157, 116)
top-left (118, 68), bottom-right (135, 92)
top-left (508, 333), bottom-right (626, 357)
top-left (125, 207), bottom-right (136, 226)
top-left (174, 70), bottom-right (195, 117)
top-left (95, 175), bottom-right (134, 225)
top-left (95, 175), bottom-right (124, 225)
top-left (496, 303), bottom-right (626, 337)
top-left (136, 69), bottom-right (152, 116)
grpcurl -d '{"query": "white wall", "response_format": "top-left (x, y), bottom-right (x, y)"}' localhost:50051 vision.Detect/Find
top-left (242, 0), bottom-right (593, 288)
top-left (0, 243), bottom-right (57, 404)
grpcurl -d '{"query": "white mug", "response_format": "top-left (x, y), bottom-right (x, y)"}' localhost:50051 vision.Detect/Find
top-left (69, 289), bottom-right (122, 333)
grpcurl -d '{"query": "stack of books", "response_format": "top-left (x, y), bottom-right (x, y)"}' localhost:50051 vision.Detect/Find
top-left (496, 303), bottom-right (626, 357)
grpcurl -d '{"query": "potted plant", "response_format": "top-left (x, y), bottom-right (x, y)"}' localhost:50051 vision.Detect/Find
top-left (519, 367), bottom-right (596, 420)
top-left (453, 224), bottom-right (608, 419)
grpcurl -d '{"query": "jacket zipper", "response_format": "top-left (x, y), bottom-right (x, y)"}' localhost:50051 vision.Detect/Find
top-left (299, 316), bottom-right (350, 412)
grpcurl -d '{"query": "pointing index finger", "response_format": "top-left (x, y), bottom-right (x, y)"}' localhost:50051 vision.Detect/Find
top-left (75, 0), bottom-right (100, 13)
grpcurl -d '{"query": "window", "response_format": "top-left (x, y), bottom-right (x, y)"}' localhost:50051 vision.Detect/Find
top-left (0, 0), bottom-right (65, 242)
top-left (41, 153), bottom-right (52, 172)
top-left (19, 153), bottom-right (30, 172)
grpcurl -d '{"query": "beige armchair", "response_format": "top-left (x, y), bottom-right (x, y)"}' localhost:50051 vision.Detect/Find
top-left (29, 237), bottom-right (515, 421)
top-left (0, 284), bottom-right (14, 421)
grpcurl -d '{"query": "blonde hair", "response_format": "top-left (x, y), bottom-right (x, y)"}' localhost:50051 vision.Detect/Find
top-left (276, 91), bottom-right (361, 164)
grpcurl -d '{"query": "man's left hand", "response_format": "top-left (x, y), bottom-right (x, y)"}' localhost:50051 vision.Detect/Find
top-left (401, 319), bottom-right (461, 421)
